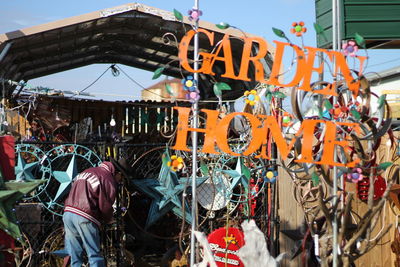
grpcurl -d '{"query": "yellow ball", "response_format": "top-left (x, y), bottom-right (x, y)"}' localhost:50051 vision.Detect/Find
top-left (185, 80), bottom-right (193, 87)
top-left (266, 171), bottom-right (274, 179)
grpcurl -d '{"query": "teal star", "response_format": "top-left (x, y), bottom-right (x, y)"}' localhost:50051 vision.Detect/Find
top-left (146, 192), bottom-right (182, 228)
top-left (154, 163), bottom-right (182, 210)
top-left (52, 154), bottom-right (78, 203)
top-left (131, 161), bottom-right (207, 228)
top-left (221, 157), bottom-right (251, 190)
top-left (15, 154), bottom-right (38, 181)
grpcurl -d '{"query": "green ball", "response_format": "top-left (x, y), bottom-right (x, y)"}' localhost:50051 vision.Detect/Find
top-left (283, 116), bottom-right (291, 124)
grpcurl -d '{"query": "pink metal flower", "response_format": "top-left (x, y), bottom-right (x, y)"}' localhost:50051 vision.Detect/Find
top-left (346, 168), bottom-right (363, 183)
top-left (188, 8), bottom-right (202, 22)
top-left (342, 40), bottom-right (358, 57)
top-left (186, 89), bottom-right (200, 103)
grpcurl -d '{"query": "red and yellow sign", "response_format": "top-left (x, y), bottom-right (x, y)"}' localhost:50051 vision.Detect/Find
top-left (207, 227), bottom-right (244, 267)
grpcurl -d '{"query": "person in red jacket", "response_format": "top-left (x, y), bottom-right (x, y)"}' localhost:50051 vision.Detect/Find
top-left (63, 159), bottom-right (128, 267)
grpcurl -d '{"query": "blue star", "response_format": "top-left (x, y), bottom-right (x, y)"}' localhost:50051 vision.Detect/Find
top-left (131, 161), bottom-right (207, 228)
top-left (52, 154), bottom-right (78, 203)
top-left (146, 193), bottom-right (182, 228)
top-left (154, 164), bottom-right (182, 210)
top-left (15, 154), bottom-right (38, 181)
top-left (221, 157), bottom-right (251, 190)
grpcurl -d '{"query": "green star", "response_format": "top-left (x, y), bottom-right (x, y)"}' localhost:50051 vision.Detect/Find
top-left (0, 178), bottom-right (44, 241)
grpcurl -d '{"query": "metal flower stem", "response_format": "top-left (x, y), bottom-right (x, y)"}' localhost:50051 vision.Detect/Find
top-left (190, 0), bottom-right (200, 266)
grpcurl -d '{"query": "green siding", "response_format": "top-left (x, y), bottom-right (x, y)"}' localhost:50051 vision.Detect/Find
top-left (315, 0), bottom-right (400, 48)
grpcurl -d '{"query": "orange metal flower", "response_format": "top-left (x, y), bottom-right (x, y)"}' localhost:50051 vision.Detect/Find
top-left (290, 21), bottom-right (307, 37)
top-left (167, 155), bottom-right (184, 172)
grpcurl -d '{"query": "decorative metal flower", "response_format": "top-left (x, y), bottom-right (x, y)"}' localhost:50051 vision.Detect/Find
top-left (167, 155), bottom-right (184, 172)
top-left (244, 90), bottom-right (260, 106)
top-left (282, 112), bottom-right (294, 127)
top-left (290, 21), bottom-right (307, 37)
top-left (186, 89), bottom-right (200, 103)
top-left (348, 101), bottom-right (360, 110)
top-left (182, 75), bottom-right (197, 92)
top-left (263, 168), bottom-right (278, 183)
top-left (188, 8), bottom-right (202, 22)
top-left (330, 104), bottom-right (348, 119)
top-left (342, 40), bottom-right (358, 57)
top-left (346, 168), bottom-right (363, 183)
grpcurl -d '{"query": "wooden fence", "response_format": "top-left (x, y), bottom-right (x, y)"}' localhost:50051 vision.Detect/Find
top-left (278, 133), bottom-right (400, 266)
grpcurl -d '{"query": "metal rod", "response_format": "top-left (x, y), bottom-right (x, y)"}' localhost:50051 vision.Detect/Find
top-left (336, 1), bottom-right (346, 265)
top-left (332, 0), bottom-right (341, 266)
top-left (190, 0), bottom-right (200, 266)
top-left (0, 42), bottom-right (12, 63)
top-left (0, 43), bottom-right (13, 133)
top-left (116, 182), bottom-right (122, 267)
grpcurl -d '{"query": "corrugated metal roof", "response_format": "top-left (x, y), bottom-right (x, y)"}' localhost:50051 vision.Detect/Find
top-left (315, 0), bottom-right (400, 49)
top-left (0, 2), bottom-right (274, 100)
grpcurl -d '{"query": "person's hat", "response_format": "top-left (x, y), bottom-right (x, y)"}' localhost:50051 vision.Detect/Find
top-left (110, 158), bottom-right (132, 178)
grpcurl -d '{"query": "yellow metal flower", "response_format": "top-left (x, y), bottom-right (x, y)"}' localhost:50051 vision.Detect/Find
top-left (167, 155), bottom-right (184, 171)
top-left (244, 90), bottom-right (260, 106)
top-left (223, 234), bottom-right (238, 245)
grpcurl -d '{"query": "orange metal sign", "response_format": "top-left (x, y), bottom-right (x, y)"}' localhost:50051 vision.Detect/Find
top-left (178, 29), bottom-right (367, 97)
top-left (175, 30), bottom-right (366, 167)
top-left (172, 107), bottom-right (361, 167)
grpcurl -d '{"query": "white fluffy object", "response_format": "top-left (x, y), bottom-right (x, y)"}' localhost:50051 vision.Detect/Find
top-left (238, 220), bottom-right (286, 267)
top-left (193, 231), bottom-right (218, 267)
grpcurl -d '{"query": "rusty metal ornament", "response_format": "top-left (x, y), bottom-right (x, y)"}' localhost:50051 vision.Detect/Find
top-left (391, 226), bottom-right (400, 267)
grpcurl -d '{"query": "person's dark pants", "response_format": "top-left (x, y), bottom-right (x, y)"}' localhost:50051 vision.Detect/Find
top-left (63, 212), bottom-right (105, 267)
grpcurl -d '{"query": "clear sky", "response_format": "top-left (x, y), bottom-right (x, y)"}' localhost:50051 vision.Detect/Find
top-left (0, 0), bottom-right (399, 101)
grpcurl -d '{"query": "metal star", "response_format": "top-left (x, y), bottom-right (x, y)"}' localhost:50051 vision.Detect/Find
top-left (131, 162), bottom-right (207, 228)
top-left (146, 193), bottom-right (182, 228)
top-left (221, 157), bottom-right (251, 190)
top-left (0, 189), bottom-right (22, 239)
top-left (154, 161), bottom-right (182, 209)
top-left (52, 154), bottom-right (78, 203)
top-left (15, 154), bottom-right (38, 181)
top-left (0, 180), bottom-right (44, 240)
